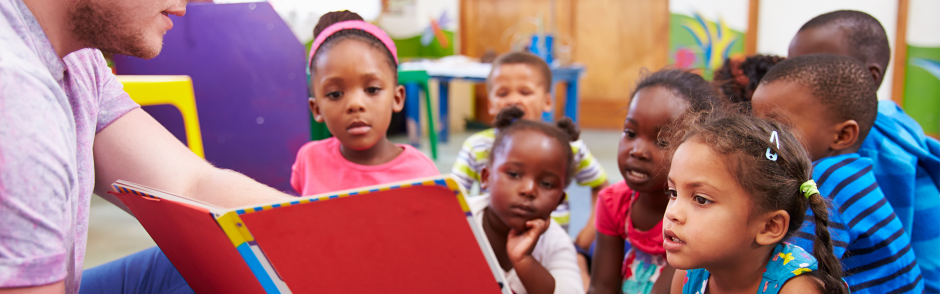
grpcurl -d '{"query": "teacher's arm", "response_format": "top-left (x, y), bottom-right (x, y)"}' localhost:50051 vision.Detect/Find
top-left (93, 109), bottom-right (292, 213)
top-left (0, 281), bottom-right (64, 294)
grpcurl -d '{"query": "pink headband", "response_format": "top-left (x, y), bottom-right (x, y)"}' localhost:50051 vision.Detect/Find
top-left (307, 20), bottom-right (398, 69)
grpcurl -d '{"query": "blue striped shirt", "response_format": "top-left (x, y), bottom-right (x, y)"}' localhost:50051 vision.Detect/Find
top-left (790, 153), bottom-right (924, 293)
top-left (860, 101), bottom-right (940, 293)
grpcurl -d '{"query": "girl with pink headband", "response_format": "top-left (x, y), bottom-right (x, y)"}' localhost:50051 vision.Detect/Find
top-left (291, 10), bottom-right (439, 196)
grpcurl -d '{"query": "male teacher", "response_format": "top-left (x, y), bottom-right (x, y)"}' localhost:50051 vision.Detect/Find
top-left (0, 0), bottom-right (294, 292)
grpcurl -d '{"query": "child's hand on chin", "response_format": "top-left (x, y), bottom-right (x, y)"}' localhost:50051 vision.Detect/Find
top-left (507, 218), bottom-right (550, 264)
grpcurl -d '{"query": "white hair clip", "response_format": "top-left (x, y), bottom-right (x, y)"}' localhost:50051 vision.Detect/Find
top-left (766, 130), bottom-right (780, 161)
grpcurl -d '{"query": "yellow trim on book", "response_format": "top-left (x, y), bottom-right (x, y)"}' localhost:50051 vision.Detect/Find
top-left (231, 177), bottom-right (470, 215)
top-left (217, 211), bottom-right (255, 247)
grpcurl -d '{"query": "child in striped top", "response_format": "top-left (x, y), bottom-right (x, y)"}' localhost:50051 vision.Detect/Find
top-left (451, 52), bottom-right (609, 252)
top-left (752, 54), bottom-right (923, 293)
top-left (787, 11), bottom-right (939, 293)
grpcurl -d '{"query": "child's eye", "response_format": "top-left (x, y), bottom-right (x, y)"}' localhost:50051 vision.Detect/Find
top-left (539, 181), bottom-right (555, 189)
top-left (520, 89), bottom-right (533, 96)
top-left (624, 129), bottom-right (637, 138)
top-left (366, 87), bottom-right (381, 94)
top-left (692, 195), bottom-right (712, 205)
top-left (655, 139), bottom-right (668, 149)
top-left (506, 171), bottom-right (520, 178)
top-left (667, 189), bottom-right (677, 199)
top-left (325, 91), bottom-right (342, 100)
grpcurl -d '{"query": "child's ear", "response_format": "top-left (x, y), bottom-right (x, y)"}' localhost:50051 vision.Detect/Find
top-left (867, 64), bottom-right (884, 87)
top-left (756, 210), bottom-right (790, 246)
top-left (309, 98), bottom-right (325, 123)
top-left (391, 84), bottom-right (406, 113)
top-left (541, 89), bottom-right (553, 113)
top-left (830, 120), bottom-right (859, 151)
top-left (480, 167), bottom-right (491, 190)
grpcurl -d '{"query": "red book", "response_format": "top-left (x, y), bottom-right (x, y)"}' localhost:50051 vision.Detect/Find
top-left (110, 176), bottom-right (509, 293)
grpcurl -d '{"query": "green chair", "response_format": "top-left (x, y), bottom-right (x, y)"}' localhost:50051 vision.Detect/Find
top-left (399, 70), bottom-right (438, 160)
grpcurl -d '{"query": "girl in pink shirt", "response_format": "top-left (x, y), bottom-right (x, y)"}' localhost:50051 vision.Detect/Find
top-left (588, 69), bottom-right (721, 294)
top-left (291, 11), bottom-right (439, 196)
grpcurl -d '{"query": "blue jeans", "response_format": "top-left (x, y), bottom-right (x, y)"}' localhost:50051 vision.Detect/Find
top-left (80, 247), bottom-right (194, 294)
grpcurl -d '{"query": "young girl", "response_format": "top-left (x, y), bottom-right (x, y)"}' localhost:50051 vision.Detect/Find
top-left (590, 69), bottom-right (721, 294)
top-left (291, 11), bottom-right (439, 195)
top-left (451, 52), bottom-right (610, 255)
top-left (464, 107), bottom-right (583, 294)
top-left (663, 110), bottom-right (847, 294)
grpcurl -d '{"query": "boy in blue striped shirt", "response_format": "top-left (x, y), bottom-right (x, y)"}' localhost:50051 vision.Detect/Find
top-left (787, 11), bottom-right (940, 293)
top-left (752, 54), bottom-right (924, 293)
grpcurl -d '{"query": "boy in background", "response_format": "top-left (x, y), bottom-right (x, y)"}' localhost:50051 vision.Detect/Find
top-left (451, 52), bottom-right (609, 271)
top-left (752, 53), bottom-right (924, 294)
top-left (788, 11), bottom-right (939, 293)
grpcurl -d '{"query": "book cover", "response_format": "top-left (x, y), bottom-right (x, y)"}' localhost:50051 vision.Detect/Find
top-left (111, 176), bottom-right (509, 294)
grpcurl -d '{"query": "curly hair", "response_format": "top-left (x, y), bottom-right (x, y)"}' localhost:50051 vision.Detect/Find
top-left (490, 106), bottom-right (579, 188)
top-left (631, 69), bottom-right (723, 113)
top-left (663, 108), bottom-right (848, 294)
top-left (760, 53), bottom-right (877, 144)
top-left (713, 55), bottom-right (785, 103)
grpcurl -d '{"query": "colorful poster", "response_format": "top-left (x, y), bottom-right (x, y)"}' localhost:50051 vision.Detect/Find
top-left (669, 0), bottom-right (748, 80)
top-left (378, 0), bottom-right (457, 59)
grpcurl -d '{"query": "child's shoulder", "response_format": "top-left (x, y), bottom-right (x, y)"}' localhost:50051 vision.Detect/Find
top-left (462, 128), bottom-right (498, 147)
top-left (812, 153), bottom-right (879, 198)
top-left (567, 136), bottom-right (589, 151)
top-left (295, 137), bottom-right (340, 161)
top-left (813, 153), bottom-right (872, 172)
top-left (595, 182), bottom-right (636, 230)
top-left (599, 181), bottom-right (635, 202)
top-left (298, 137), bottom-right (340, 153)
top-left (764, 243), bottom-right (818, 284)
top-left (396, 143), bottom-right (438, 169)
top-left (539, 218), bottom-right (575, 250)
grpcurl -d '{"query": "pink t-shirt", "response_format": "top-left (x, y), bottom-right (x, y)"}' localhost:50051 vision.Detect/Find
top-left (290, 137), bottom-right (440, 196)
top-left (594, 181), bottom-right (665, 255)
top-left (595, 181), bottom-right (668, 285)
top-left (1, 0), bottom-right (139, 291)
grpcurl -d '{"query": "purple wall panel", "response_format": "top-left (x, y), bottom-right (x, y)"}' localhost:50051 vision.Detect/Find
top-left (114, 2), bottom-right (309, 192)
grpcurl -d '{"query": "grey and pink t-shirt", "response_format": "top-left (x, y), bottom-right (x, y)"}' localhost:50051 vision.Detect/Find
top-left (0, 0), bottom-right (139, 292)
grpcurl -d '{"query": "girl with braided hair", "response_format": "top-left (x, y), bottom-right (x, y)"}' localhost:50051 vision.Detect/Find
top-left (662, 109), bottom-right (847, 294)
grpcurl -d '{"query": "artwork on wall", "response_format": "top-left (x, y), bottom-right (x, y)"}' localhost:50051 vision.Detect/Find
top-left (668, 0), bottom-right (748, 80)
top-left (379, 0), bottom-right (457, 59)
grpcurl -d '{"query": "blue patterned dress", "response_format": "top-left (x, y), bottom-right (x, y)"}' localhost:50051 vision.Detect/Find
top-left (682, 243), bottom-right (818, 294)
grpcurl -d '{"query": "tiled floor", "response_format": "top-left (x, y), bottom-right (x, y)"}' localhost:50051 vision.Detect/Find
top-left (83, 129), bottom-right (623, 269)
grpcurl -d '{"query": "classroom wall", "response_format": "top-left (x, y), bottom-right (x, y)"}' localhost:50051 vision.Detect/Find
top-left (379, 0), bottom-right (459, 39)
top-left (461, 0), bottom-right (669, 129)
top-left (755, 0), bottom-right (899, 101)
top-left (573, 0), bottom-right (670, 129)
top-left (260, 0), bottom-right (382, 44)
